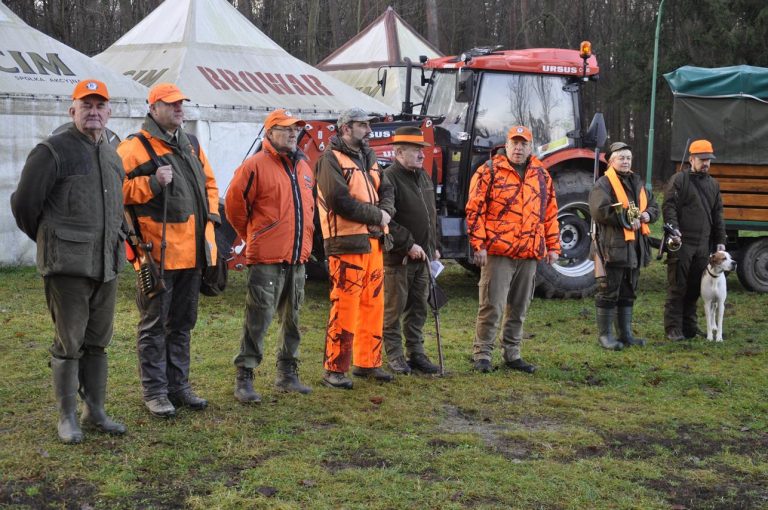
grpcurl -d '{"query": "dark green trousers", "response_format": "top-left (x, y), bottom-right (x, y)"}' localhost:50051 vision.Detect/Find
top-left (383, 261), bottom-right (429, 359)
top-left (45, 275), bottom-right (118, 359)
top-left (233, 263), bottom-right (305, 369)
top-left (664, 248), bottom-right (708, 335)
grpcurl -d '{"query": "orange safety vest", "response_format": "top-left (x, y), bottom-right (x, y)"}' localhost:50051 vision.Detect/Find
top-left (318, 150), bottom-right (385, 239)
top-left (605, 166), bottom-right (650, 241)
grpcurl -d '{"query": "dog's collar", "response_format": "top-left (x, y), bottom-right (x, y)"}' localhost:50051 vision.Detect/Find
top-left (706, 266), bottom-right (720, 278)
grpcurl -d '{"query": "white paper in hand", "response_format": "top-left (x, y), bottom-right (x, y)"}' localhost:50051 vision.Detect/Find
top-left (430, 260), bottom-right (444, 279)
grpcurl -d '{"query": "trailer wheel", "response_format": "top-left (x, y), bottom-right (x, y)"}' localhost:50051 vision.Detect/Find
top-left (535, 170), bottom-right (596, 299)
top-left (736, 237), bottom-right (768, 292)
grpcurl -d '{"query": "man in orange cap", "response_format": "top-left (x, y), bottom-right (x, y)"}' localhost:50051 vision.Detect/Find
top-left (225, 109), bottom-right (315, 402)
top-left (465, 125), bottom-right (560, 374)
top-left (118, 82), bottom-right (220, 417)
top-left (11, 79), bottom-right (127, 443)
top-left (382, 126), bottom-right (441, 375)
top-left (662, 139), bottom-right (726, 341)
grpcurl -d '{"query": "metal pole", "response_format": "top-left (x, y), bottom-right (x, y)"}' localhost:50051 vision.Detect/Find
top-left (645, 0), bottom-right (666, 192)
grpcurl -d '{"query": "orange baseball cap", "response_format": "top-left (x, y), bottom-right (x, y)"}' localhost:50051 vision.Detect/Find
top-left (72, 79), bottom-right (109, 100)
top-left (264, 109), bottom-right (306, 131)
top-left (148, 83), bottom-right (189, 104)
top-left (508, 125), bottom-right (533, 142)
top-left (689, 139), bottom-right (715, 159)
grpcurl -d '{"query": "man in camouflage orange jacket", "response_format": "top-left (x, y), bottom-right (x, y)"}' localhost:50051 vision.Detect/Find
top-left (465, 125), bottom-right (560, 374)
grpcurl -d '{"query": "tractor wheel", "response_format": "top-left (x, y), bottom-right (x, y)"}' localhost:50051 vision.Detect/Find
top-left (535, 170), bottom-right (596, 299)
top-left (736, 237), bottom-right (768, 292)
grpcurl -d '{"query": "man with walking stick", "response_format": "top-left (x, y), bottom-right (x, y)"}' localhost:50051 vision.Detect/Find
top-left (382, 126), bottom-right (441, 375)
top-left (119, 83), bottom-right (220, 417)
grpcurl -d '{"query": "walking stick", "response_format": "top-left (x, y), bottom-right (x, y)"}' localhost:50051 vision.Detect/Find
top-left (425, 256), bottom-right (446, 376)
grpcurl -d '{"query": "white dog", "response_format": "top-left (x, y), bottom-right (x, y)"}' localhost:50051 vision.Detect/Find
top-left (700, 251), bottom-right (736, 342)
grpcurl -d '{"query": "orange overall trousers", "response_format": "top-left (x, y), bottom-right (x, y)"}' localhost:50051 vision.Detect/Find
top-left (323, 238), bottom-right (384, 372)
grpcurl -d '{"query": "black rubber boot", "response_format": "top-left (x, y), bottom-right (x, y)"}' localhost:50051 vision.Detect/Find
top-left (275, 360), bottom-right (312, 394)
top-left (234, 367), bottom-right (261, 403)
top-left (596, 307), bottom-right (624, 351)
top-left (616, 306), bottom-right (646, 347)
top-left (51, 358), bottom-right (83, 444)
top-left (79, 350), bottom-right (126, 435)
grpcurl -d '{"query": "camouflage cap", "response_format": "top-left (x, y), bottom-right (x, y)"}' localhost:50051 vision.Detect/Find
top-left (337, 107), bottom-right (375, 128)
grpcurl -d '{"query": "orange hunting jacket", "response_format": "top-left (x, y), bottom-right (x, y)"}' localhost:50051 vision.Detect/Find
top-left (225, 139), bottom-right (315, 265)
top-left (118, 116), bottom-right (219, 270)
top-left (466, 153), bottom-right (560, 260)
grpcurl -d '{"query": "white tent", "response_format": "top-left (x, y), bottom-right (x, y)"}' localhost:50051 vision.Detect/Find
top-left (94, 0), bottom-right (393, 190)
top-left (0, 1), bottom-right (148, 266)
top-left (317, 7), bottom-right (443, 111)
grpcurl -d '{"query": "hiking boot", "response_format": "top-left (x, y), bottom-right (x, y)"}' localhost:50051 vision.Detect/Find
top-left (51, 358), bottom-right (84, 444)
top-left (145, 396), bottom-right (176, 418)
top-left (504, 358), bottom-right (537, 374)
top-left (352, 366), bottom-right (394, 382)
top-left (473, 359), bottom-right (492, 373)
top-left (408, 353), bottom-right (440, 374)
top-left (388, 355), bottom-right (412, 375)
top-left (169, 389), bottom-right (208, 410)
top-left (234, 367), bottom-right (261, 403)
top-left (683, 327), bottom-right (706, 339)
top-left (275, 360), bottom-right (312, 394)
top-left (322, 371), bottom-right (353, 390)
top-left (616, 306), bottom-right (646, 347)
top-left (597, 307), bottom-right (624, 351)
top-left (666, 329), bottom-right (685, 341)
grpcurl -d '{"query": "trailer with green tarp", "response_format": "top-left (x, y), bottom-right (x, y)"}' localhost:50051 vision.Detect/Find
top-left (664, 65), bottom-right (768, 292)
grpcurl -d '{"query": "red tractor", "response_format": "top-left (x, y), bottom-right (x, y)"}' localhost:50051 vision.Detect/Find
top-left (228, 43), bottom-right (606, 298)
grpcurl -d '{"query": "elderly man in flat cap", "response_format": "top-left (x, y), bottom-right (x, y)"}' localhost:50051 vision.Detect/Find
top-left (119, 83), bottom-right (219, 417)
top-left (315, 108), bottom-right (395, 389)
top-left (382, 126), bottom-right (442, 375)
top-left (11, 79), bottom-right (127, 443)
top-left (662, 139), bottom-right (725, 341)
top-left (589, 142), bottom-right (658, 350)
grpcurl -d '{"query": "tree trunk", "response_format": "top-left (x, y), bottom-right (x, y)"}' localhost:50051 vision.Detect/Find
top-left (425, 0), bottom-right (439, 48)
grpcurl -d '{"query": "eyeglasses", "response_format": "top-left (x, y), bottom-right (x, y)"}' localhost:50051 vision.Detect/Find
top-left (270, 126), bottom-right (303, 134)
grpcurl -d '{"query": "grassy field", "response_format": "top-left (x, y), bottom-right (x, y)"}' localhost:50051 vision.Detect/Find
top-left (1, 259), bottom-right (767, 509)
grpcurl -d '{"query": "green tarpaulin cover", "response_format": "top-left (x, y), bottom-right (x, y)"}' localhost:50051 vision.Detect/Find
top-left (665, 66), bottom-right (768, 165)
top-left (664, 65), bottom-right (768, 100)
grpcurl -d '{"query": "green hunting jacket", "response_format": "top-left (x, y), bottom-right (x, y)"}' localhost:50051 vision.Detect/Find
top-left (11, 126), bottom-right (125, 281)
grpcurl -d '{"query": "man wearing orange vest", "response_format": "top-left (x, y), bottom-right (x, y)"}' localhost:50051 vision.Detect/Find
top-left (315, 108), bottom-right (394, 389)
top-left (466, 126), bottom-right (560, 373)
top-left (119, 83), bottom-right (219, 417)
top-left (225, 109), bottom-right (315, 401)
top-left (589, 142), bottom-right (659, 350)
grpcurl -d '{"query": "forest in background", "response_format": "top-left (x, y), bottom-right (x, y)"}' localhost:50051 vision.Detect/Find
top-left (5, 0), bottom-right (768, 182)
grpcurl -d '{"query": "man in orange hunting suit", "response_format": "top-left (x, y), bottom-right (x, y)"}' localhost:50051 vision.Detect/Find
top-left (315, 108), bottom-right (394, 389)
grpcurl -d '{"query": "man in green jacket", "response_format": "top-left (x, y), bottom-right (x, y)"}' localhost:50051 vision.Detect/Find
top-left (662, 139), bottom-right (726, 341)
top-left (382, 127), bottom-right (441, 375)
top-left (589, 142), bottom-right (659, 350)
top-left (11, 79), bottom-right (127, 444)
